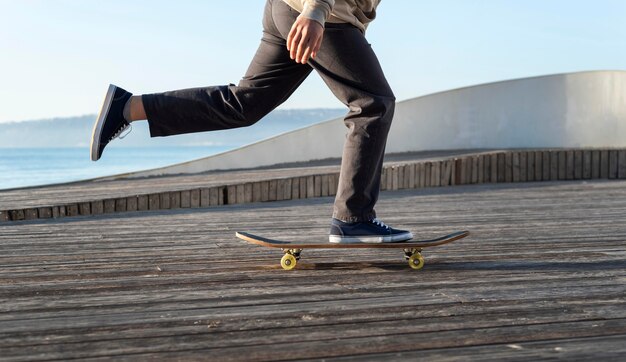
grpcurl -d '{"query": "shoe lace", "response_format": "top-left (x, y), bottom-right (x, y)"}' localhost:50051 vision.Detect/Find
top-left (372, 218), bottom-right (390, 230)
top-left (110, 122), bottom-right (132, 141)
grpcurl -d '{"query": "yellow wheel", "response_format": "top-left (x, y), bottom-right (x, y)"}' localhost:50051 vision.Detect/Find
top-left (280, 253), bottom-right (297, 270)
top-left (408, 253), bottom-right (425, 270)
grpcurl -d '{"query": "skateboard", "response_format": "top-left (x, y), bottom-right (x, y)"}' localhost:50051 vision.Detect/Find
top-left (235, 230), bottom-right (469, 270)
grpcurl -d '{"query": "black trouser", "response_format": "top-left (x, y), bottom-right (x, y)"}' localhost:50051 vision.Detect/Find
top-left (143, 0), bottom-right (395, 222)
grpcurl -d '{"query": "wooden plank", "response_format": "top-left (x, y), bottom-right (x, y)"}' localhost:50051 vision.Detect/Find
top-left (314, 175), bottom-right (322, 197)
top-left (217, 187), bottom-right (225, 205)
top-left (430, 162), bottom-right (441, 187)
top-left (291, 177), bottom-right (300, 200)
top-left (477, 155), bottom-right (484, 184)
top-left (306, 176), bottom-right (315, 198)
top-left (618, 150), bottom-right (626, 179)
top-left (504, 153), bottom-right (513, 183)
top-left (91, 200), bottom-right (104, 215)
top-left (299, 177), bottom-right (308, 199)
top-left (526, 151), bottom-right (535, 181)
top-left (37, 207), bottom-right (52, 219)
top-left (386, 166), bottom-right (393, 190)
top-left (464, 156), bottom-right (473, 184)
top-left (209, 187), bottom-right (221, 206)
top-left (397, 165), bottom-right (406, 190)
top-left (454, 158), bottom-right (463, 185)
top-left (582, 151), bottom-right (592, 180)
top-left (251, 182), bottom-right (262, 203)
top-left (471, 156), bottom-right (479, 184)
top-left (268, 180), bottom-right (278, 201)
top-left (275, 180), bottom-right (285, 201)
top-left (137, 195), bottom-right (148, 211)
top-left (159, 193), bottom-right (171, 210)
top-left (534, 151), bottom-right (542, 181)
top-left (190, 189), bottom-right (201, 208)
top-left (391, 166), bottom-right (399, 190)
top-left (0, 210), bottom-right (9, 222)
top-left (424, 162), bottom-right (432, 187)
top-left (321, 175), bottom-right (329, 197)
top-left (180, 190), bottom-right (191, 208)
top-left (441, 161), bottom-right (452, 187)
top-left (574, 150), bottom-right (583, 180)
top-left (558, 150), bottom-right (567, 180)
top-left (458, 158), bottom-right (467, 185)
top-left (66, 204), bottom-right (79, 217)
top-left (283, 179), bottom-right (292, 200)
top-left (226, 186), bottom-right (237, 205)
top-left (260, 181), bottom-right (270, 202)
top-left (126, 196), bottom-right (138, 212)
top-left (200, 188), bottom-right (210, 207)
top-left (114, 198), bottom-right (127, 212)
top-left (414, 163), bottom-right (421, 187)
top-left (600, 150), bottom-right (609, 178)
top-left (236, 184), bottom-right (245, 204)
top-left (490, 154), bottom-right (498, 183)
top-left (512, 152), bottom-right (520, 182)
top-left (482, 155), bottom-right (491, 184)
top-left (78, 202), bottom-right (91, 216)
top-left (550, 151), bottom-right (559, 181)
top-left (408, 164), bottom-right (416, 189)
top-left (591, 150), bottom-right (601, 179)
top-left (566, 150), bottom-right (575, 180)
top-left (9, 209), bottom-right (24, 221)
top-left (519, 152), bottom-right (527, 182)
top-left (609, 150), bottom-right (619, 179)
top-left (380, 168), bottom-right (387, 191)
top-left (24, 208), bottom-right (38, 220)
top-left (402, 164), bottom-right (410, 189)
top-left (329, 173), bottom-right (339, 196)
top-left (497, 153), bottom-right (506, 183)
top-left (233, 184), bottom-right (246, 204)
top-left (148, 194), bottom-right (159, 210)
top-left (541, 151), bottom-right (550, 181)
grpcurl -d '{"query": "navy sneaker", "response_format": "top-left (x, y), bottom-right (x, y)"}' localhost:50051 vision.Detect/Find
top-left (329, 218), bottom-right (413, 244)
top-left (90, 84), bottom-right (133, 161)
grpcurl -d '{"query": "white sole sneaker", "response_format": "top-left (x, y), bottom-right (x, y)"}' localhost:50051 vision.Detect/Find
top-left (90, 84), bottom-right (117, 161)
top-left (328, 231), bottom-right (413, 244)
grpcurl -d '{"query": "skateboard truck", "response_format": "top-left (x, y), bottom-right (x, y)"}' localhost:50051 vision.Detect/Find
top-left (281, 248), bottom-right (303, 270)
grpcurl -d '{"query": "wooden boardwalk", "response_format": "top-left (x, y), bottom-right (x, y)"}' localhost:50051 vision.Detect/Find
top-left (1, 180), bottom-right (625, 361)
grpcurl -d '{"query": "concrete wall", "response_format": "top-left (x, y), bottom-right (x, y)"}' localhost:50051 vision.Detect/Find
top-left (115, 70), bottom-right (626, 179)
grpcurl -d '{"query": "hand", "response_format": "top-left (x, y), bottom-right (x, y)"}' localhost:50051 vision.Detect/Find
top-left (287, 16), bottom-right (324, 64)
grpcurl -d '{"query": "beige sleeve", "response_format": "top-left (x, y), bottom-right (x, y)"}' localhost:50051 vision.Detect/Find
top-left (300, 0), bottom-right (335, 26)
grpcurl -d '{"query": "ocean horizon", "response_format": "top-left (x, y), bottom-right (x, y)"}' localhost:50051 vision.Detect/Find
top-left (0, 146), bottom-right (232, 190)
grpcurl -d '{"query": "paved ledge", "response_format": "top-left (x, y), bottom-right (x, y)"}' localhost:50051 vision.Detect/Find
top-left (1, 181), bottom-right (624, 360)
top-left (2, 148), bottom-right (626, 223)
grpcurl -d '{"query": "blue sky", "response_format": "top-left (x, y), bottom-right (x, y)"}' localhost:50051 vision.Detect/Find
top-left (1, 0), bottom-right (625, 123)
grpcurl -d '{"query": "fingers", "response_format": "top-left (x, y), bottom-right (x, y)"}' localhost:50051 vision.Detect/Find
top-left (286, 17), bottom-right (324, 64)
top-left (287, 23), bottom-right (300, 52)
top-left (310, 36), bottom-right (322, 60)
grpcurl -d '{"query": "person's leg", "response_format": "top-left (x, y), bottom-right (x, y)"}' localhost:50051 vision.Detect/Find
top-left (139, 5), bottom-right (313, 137)
top-left (274, 22), bottom-right (393, 222)
top-left (269, 5), bottom-right (410, 242)
top-left (124, 96), bottom-right (146, 121)
top-left (91, 0), bottom-right (312, 160)
top-left (311, 30), bottom-right (396, 223)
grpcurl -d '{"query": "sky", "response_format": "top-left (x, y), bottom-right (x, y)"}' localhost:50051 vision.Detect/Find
top-left (0, 0), bottom-right (625, 123)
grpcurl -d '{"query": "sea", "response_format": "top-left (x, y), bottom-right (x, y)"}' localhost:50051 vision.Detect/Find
top-left (0, 146), bottom-right (232, 190)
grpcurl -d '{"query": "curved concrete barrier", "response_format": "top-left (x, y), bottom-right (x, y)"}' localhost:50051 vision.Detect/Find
top-left (111, 70), bottom-right (626, 179)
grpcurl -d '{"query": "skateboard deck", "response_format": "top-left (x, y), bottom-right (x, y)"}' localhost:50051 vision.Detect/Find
top-left (235, 230), bottom-right (469, 270)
